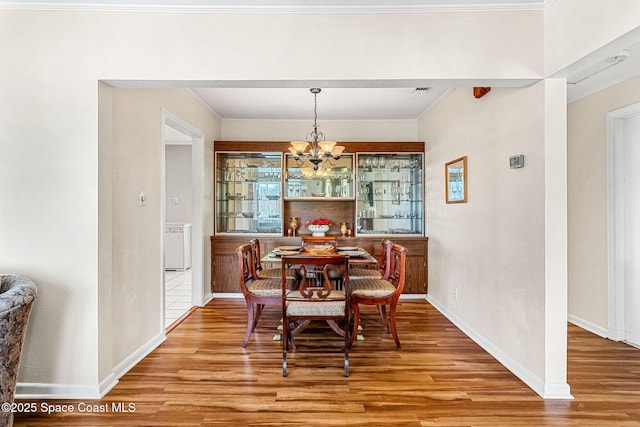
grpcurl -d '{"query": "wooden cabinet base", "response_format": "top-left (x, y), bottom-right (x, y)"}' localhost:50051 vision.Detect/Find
top-left (211, 235), bottom-right (428, 295)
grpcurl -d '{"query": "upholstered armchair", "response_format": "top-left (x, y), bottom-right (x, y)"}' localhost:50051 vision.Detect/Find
top-left (0, 274), bottom-right (37, 427)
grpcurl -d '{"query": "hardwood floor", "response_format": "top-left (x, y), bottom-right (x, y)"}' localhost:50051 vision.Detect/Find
top-left (14, 299), bottom-right (640, 426)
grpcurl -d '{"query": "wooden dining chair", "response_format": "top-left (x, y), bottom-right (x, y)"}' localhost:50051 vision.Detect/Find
top-left (236, 243), bottom-right (297, 348)
top-left (281, 254), bottom-right (351, 377)
top-left (349, 239), bottom-right (393, 280)
top-left (300, 235), bottom-right (342, 284)
top-left (350, 243), bottom-right (407, 348)
top-left (249, 238), bottom-right (288, 279)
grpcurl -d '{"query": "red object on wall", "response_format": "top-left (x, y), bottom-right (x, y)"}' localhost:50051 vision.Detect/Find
top-left (473, 87), bottom-right (491, 98)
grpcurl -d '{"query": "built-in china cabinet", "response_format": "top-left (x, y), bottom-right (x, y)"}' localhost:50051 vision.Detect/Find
top-left (211, 141), bottom-right (428, 295)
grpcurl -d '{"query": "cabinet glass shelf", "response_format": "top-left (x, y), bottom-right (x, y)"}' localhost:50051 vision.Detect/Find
top-left (356, 153), bottom-right (423, 236)
top-left (215, 152), bottom-right (283, 234)
top-left (284, 154), bottom-right (354, 200)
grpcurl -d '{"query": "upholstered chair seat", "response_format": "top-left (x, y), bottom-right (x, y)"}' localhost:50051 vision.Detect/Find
top-left (285, 290), bottom-right (346, 316)
top-left (255, 267), bottom-right (297, 280)
top-left (349, 239), bottom-right (393, 281)
top-left (350, 278), bottom-right (396, 298)
top-left (248, 277), bottom-right (297, 297)
top-left (348, 268), bottom-right (384, 280)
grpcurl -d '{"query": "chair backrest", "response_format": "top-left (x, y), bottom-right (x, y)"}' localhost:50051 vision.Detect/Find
top-left (248, 238), bottom-right (263, 274)
top-left (376, 239), bottom-right (394, 279)
top-left (281, 254), bottom-right (349, 301)
top-left (386, 244), bottom-right (408, 296)
top-left (236, 243), bottom-right (257, 293)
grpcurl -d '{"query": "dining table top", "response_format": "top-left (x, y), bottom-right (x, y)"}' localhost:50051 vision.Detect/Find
top-left (261, 245), bottom-right (378, 267)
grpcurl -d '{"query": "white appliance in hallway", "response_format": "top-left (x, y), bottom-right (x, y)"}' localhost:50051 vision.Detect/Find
top-left (165, 222), bottom-right (191, 270)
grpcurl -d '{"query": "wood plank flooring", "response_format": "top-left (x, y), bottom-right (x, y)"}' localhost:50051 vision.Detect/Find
top-left (14, 299), bottom-right (640, 426)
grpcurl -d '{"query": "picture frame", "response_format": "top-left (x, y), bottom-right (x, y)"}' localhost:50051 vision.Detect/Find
top-left (445, 156), bottom-right (467, 204)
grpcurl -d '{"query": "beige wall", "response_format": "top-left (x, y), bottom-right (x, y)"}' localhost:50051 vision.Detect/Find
top-left (567, 74), bottom-right (640, 331)
top-left (418, 83), bottom-right (568, 396)
top-left (109, 88), bottom-right (219, 369)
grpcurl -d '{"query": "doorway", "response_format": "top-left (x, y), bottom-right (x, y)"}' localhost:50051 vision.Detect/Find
top-left (161, 110), bottom-right (205, 331)
top-left (607, 102), bottom-right (640, 347)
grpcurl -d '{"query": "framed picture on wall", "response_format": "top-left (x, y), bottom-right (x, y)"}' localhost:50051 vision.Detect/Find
top-left (445, 156), bottom-right (467, 204)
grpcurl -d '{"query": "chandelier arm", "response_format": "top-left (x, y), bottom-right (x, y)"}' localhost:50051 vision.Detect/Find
top-left (326, 157), bottom-right (338, 167)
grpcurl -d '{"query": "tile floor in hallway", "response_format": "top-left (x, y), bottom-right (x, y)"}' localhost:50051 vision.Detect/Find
top-left (164, 269), bottom-right (192, 329)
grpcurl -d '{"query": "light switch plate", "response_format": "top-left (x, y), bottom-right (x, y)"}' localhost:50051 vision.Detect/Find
top-left (510, 154), bottom-right (524, 169)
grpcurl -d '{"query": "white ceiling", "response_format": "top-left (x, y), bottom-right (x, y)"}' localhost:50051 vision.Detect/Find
top-left (190, 87), bottom-right (452, 121)
top-left (9, 0), bottom-right (640, 121)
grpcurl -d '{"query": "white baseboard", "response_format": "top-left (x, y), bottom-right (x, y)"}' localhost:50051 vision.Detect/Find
top-left (399, 294), bottom-right (427, 300)
top-left (15, 383), bottom-right (103, 400)
top-left (213, 292), bottom-right (243, 299)
top-left (98, 373), bottom-right (117, 397)
top-left (567, 314), bottom-right (608, 338)
top-left (201, 292), bottom-right (214, 306)
top-left (426, 294), bottom-right (573, 400)
top-left (112, 332), bottom-right (166, 381)
top-left (16, 332), bottom-right (166, 400)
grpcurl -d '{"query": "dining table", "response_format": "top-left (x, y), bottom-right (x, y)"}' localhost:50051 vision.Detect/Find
top-left (262, 245), bottom-right (378, 343)
top-left (261, 245), bottom-right (378, 267)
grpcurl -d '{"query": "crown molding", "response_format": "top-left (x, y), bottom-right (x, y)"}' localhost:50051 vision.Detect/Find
top-left (0, 0), bottom-right (548, 14)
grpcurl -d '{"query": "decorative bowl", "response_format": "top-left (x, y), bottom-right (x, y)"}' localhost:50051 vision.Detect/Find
top-left (265, 195), bottom-right (280, 200)
top-left (304, 244), bottom-right (334, 255)
top-left (311, 192), bottom-right (325, 197)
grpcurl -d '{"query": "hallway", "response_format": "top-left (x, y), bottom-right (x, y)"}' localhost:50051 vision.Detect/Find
top-left (164, 269), bottom-right (192, 329)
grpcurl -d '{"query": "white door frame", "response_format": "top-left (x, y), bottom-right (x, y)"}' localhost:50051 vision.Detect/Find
top-left (606, 102), bottom-right (640, 341)
top-left (161, 110), bottom-right (206, 330)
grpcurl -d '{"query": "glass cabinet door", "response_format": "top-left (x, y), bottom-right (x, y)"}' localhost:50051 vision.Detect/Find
top-left (284, 154), bottom-right (354, 200)
top-left (356, 153), bottom-right (423, 236)
top-left (215, 152), bottom-right (283, 234)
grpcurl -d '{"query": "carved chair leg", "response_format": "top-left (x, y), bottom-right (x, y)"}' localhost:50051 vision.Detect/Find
top-left (351, 302), bottom-right (361, 346)
top-left (377, 304), bottom-right (390, 332)
top-left (242, 302), bottom-right (255, 348)
top-left (389, 301), bottom-right (401, 349)
top-left (254, 303), bottom-right (265, 329)
top-left (282, 318), bottom-right (288, 376)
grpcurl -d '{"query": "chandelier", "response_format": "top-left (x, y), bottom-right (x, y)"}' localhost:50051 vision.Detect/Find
top-left (288, 88), bottom-right (345, 171)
